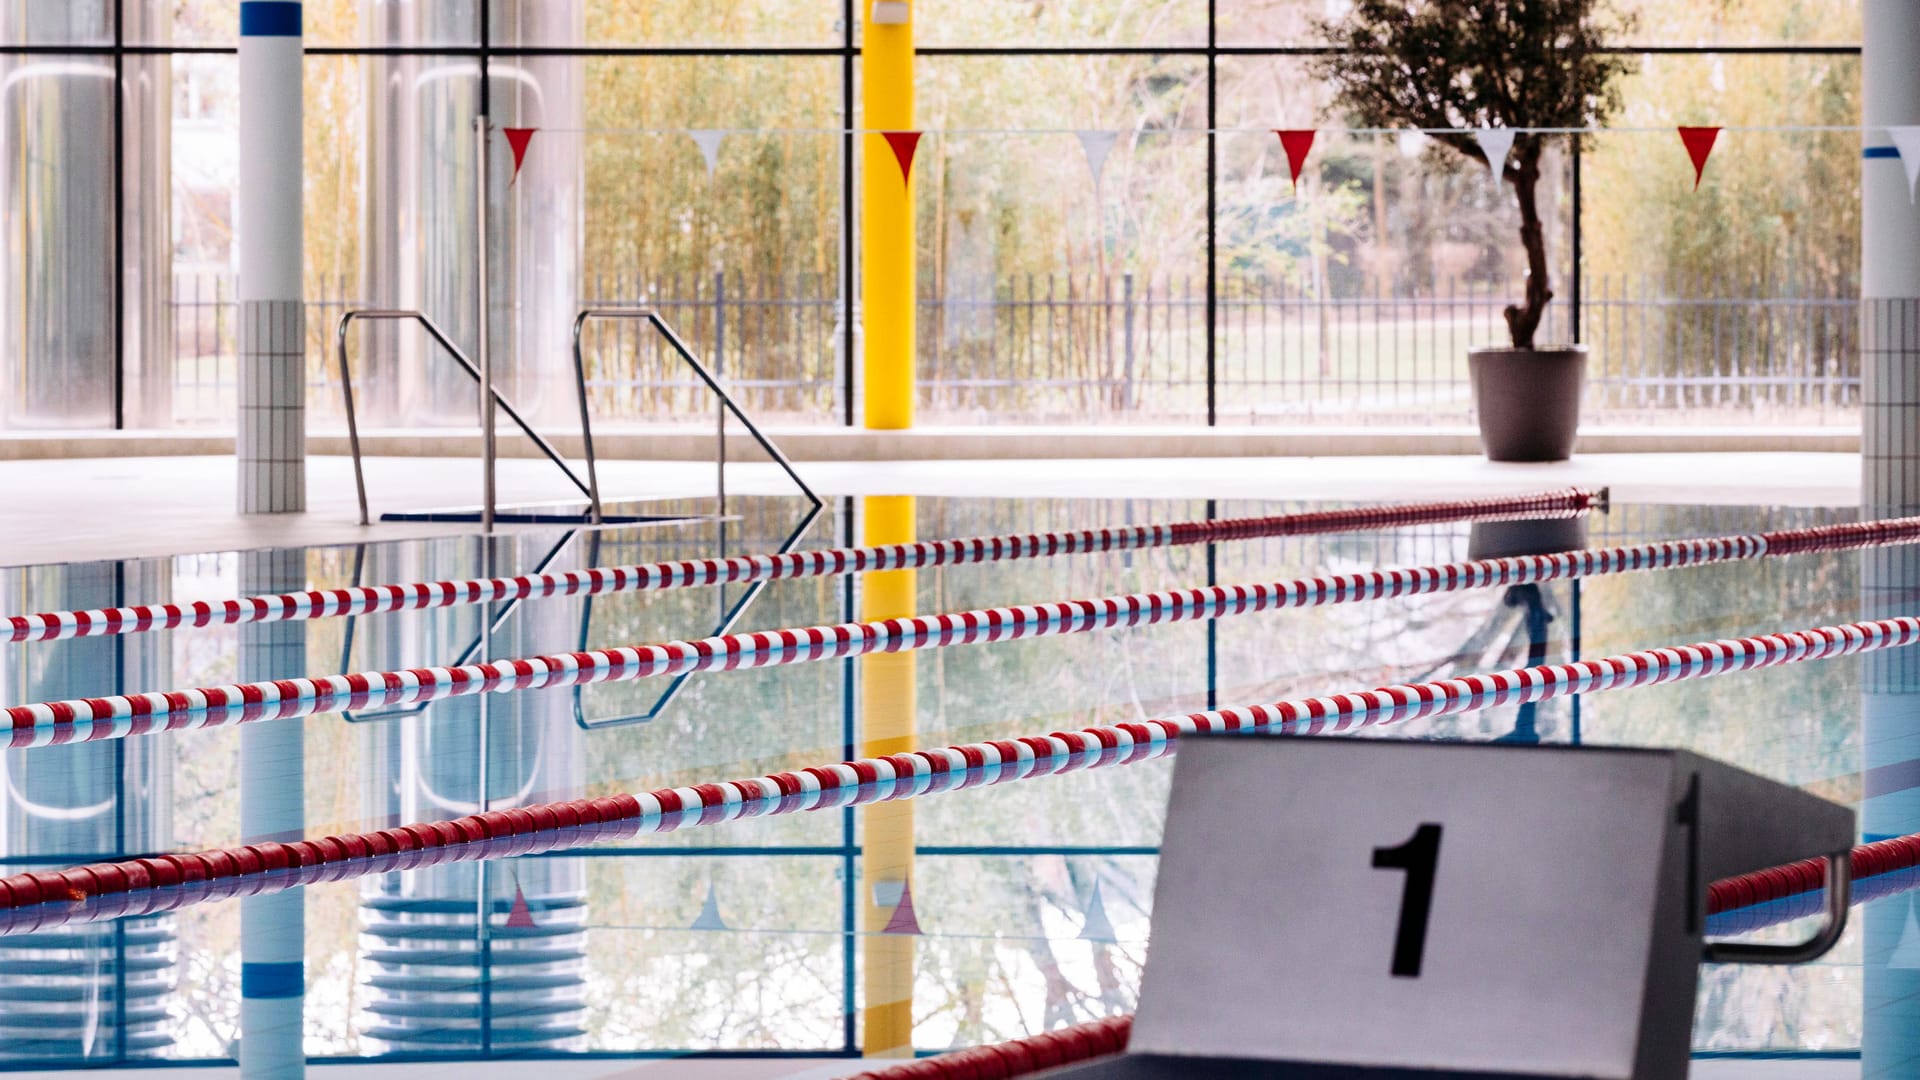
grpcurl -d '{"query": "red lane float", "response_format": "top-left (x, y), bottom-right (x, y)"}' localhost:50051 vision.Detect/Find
top-left (16, 514), bottom-right (1920, 747)
top-left (839, 1016), bottom-right (1136, 1080)
top-left (3, 487), bottom-right (1606, 643)
top-left (1, 615), bottom-right (1917, 920)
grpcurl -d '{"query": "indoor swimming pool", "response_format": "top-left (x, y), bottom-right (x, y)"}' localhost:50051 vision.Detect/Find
top-left (0, 490), bottom-right (1904, 1068)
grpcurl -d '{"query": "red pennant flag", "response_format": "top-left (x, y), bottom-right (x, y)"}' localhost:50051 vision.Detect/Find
top-left (1275, 129), bottom-right (1315, 192)
top-left (883, 879), bottom-right (922, 935)
top-left (1677, 126), bottom-right (1719, 190)
top-left (882, 131), bottom-right (923, 187)
top-left (504, 127), bottom-right (537, 186)
top-left (505, 885), bottom-right (536, 929)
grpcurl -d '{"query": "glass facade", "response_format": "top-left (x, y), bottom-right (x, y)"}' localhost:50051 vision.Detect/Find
top-left (0, 2), bottom-right (1869, 430)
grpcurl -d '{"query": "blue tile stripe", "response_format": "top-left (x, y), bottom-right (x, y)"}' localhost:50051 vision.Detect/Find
top-left (241, 961), bottom-right (305, 999)
top-left (240, 2), bottom-right (301, 37)
top-left (1865, 146), bottom-right (1901, 159)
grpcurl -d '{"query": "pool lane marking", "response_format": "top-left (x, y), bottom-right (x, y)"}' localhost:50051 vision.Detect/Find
top-left (15, 514), bottom-right (1920, 745)
top-left (3, 487), bottom-right (1605, 643)
top-left (2, 613), bottom-right (1919, 923)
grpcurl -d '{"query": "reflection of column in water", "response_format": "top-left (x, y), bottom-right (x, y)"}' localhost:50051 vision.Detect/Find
top-left (860, 496), bottom-right (918, 1059)
top-left (358, 0), bottom-right (581, 428)
top-left (0, 562), bottom-right (174, 1061)
top-left (239, 550), bottom-right (308, 1080)
top-left (357, 537), bottom-right (587, 1053)
top-left (0, 1), bottom-right (171, 428)
top-left (1863, 3), bottom-right (1920, 1075)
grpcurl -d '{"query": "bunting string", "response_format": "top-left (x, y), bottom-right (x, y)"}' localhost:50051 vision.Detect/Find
top-left (516, 123), bottom-right (1884, 137)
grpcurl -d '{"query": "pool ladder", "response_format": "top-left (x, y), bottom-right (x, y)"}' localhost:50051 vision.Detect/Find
top-left (334, 307), bottom-right (820, 528)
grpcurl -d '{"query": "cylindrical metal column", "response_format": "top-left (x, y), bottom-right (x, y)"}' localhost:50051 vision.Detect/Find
top-left (122, 3), bottom-right (173, 428)
top-left (238, 549), bottom-right (308, 1080)
top-left (359, 0), bottom-right (581, 430)
top-left (1861, 4), bottom-right (1920, 1076)
top-left (237, 1), bottom-right (305, 513)
top-left (0, 562), bottom-right (175, 1061)
top-left (356, 536), bottom-right (587, 1053)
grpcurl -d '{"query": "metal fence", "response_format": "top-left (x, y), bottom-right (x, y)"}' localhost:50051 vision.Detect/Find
top-left (171, 271), bottom-right (359, 426)
top-left (168, 270), bottom-right (1862, 428)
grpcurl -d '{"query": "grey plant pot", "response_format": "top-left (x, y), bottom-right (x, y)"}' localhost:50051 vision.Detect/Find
top-left (1467, 345), bottom-right (1588, 463)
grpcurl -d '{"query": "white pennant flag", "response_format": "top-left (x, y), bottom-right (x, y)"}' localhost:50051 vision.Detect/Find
top-left (1889, 126), bottom-right (1920, 204)
top-left (689, 130), bottom-right (725, 180)
top-left (1475, 127), bottom-right (1516, 182)
top-left (1076, 130), bottom-right (1118, 192)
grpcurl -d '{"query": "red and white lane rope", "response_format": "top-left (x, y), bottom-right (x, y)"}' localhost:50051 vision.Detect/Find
top-left (12, 514), bottom-right (1920, 748)
top-left (2, 487), bottom-right (1605, 643)
top-left (0, 615), bottom-right (1916, 920)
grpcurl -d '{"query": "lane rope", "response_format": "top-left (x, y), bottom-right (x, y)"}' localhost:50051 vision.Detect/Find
top-left (11, 514), bottom-right (1920, 748)
top-left (2, 488), bottom-right (1605, 643)
top-left (0, 614), bottom-right (1915, 922)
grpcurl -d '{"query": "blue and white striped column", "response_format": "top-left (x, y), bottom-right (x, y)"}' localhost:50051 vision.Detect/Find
top-left (238, 549), bottom-right (308, 1080)
top-left (237, 2), bottom-right (304, 514)
top-left (1861, 3), bottom-right (1920, 1076)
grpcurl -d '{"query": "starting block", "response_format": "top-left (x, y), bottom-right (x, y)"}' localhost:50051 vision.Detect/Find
top-left (1041, 738), bottom-right (1853, 1079)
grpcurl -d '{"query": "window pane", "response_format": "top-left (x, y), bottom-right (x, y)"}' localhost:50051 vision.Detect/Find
top-left (151, 0), bottom-right (233, 46)
top-left (913, 0), bottom-right (1205, 48)
top-left (1611, 0), bottom-right (1861, 46)
top-left (915, 55), bottom-right (1209, 422)
top-left (0, 0), bottom-right (111, 46)
top-left (1215, 0), bottom-right (1333, 48)
top-left (169, 54), bottom-right (236, 427)
top-left (142, 0), bottom-right (481, 48)
top-left (579, 56), bottom-right (846, 425)
top-left (1229, 0), bottom-right (1863, 48)
top-left (1215, 55), bottom-right (1575, 424)
top-left (1581, 53), bottom-right (1860, 418)
top-left (504, 1), bottom-right (840, 48)
top-left (317, 0), bottom-right (476, 48)
top-left (0, 52), bottom-right (123, 429)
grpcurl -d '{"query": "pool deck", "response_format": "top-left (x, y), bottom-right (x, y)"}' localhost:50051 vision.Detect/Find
top-left (0, 451), bottom-right (1861, 568)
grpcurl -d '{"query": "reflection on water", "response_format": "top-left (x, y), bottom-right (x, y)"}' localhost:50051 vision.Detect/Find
top-left (0, 496), bottom-right (1888, 1063)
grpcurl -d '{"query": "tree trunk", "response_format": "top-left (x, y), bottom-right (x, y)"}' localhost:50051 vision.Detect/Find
top-left (1504, 155), bottom-right (1554, 350)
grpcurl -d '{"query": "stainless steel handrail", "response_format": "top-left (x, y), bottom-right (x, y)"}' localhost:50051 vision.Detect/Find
top-left (1702, 851), bottom-right (1852, 966)
top-left (336, 309), bottom-right (603, 526)
top-left (336, 528), bottom-right (580, 724)
top-left (570, 307), bottom-right (823, 517)
top-left (569, 307), bottom-right (825, 729)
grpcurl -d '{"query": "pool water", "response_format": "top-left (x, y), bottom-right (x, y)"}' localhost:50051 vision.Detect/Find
top-left (0, 494), bottom-right (1893, 1066)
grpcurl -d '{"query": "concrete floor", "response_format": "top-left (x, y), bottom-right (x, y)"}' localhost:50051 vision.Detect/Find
top-left (0, 452), bottom-right (1861, 568)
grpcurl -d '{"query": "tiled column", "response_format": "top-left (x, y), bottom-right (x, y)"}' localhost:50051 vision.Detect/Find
top-left (238, 548), bottom-right (308, 1080)
top-left (237, 2), bottom-right (304, 513)
top-left (1861, 3), bottom-right (1920, 1076)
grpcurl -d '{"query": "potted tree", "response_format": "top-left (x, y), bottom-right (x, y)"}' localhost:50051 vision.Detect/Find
top-left (1312, 0), bottom-right (1634, 461)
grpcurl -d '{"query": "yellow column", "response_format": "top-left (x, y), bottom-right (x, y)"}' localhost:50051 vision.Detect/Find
top-left (861, 0), bottom-right (915, 430)
top-left (860, 494), bottom-right (917, 1057)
